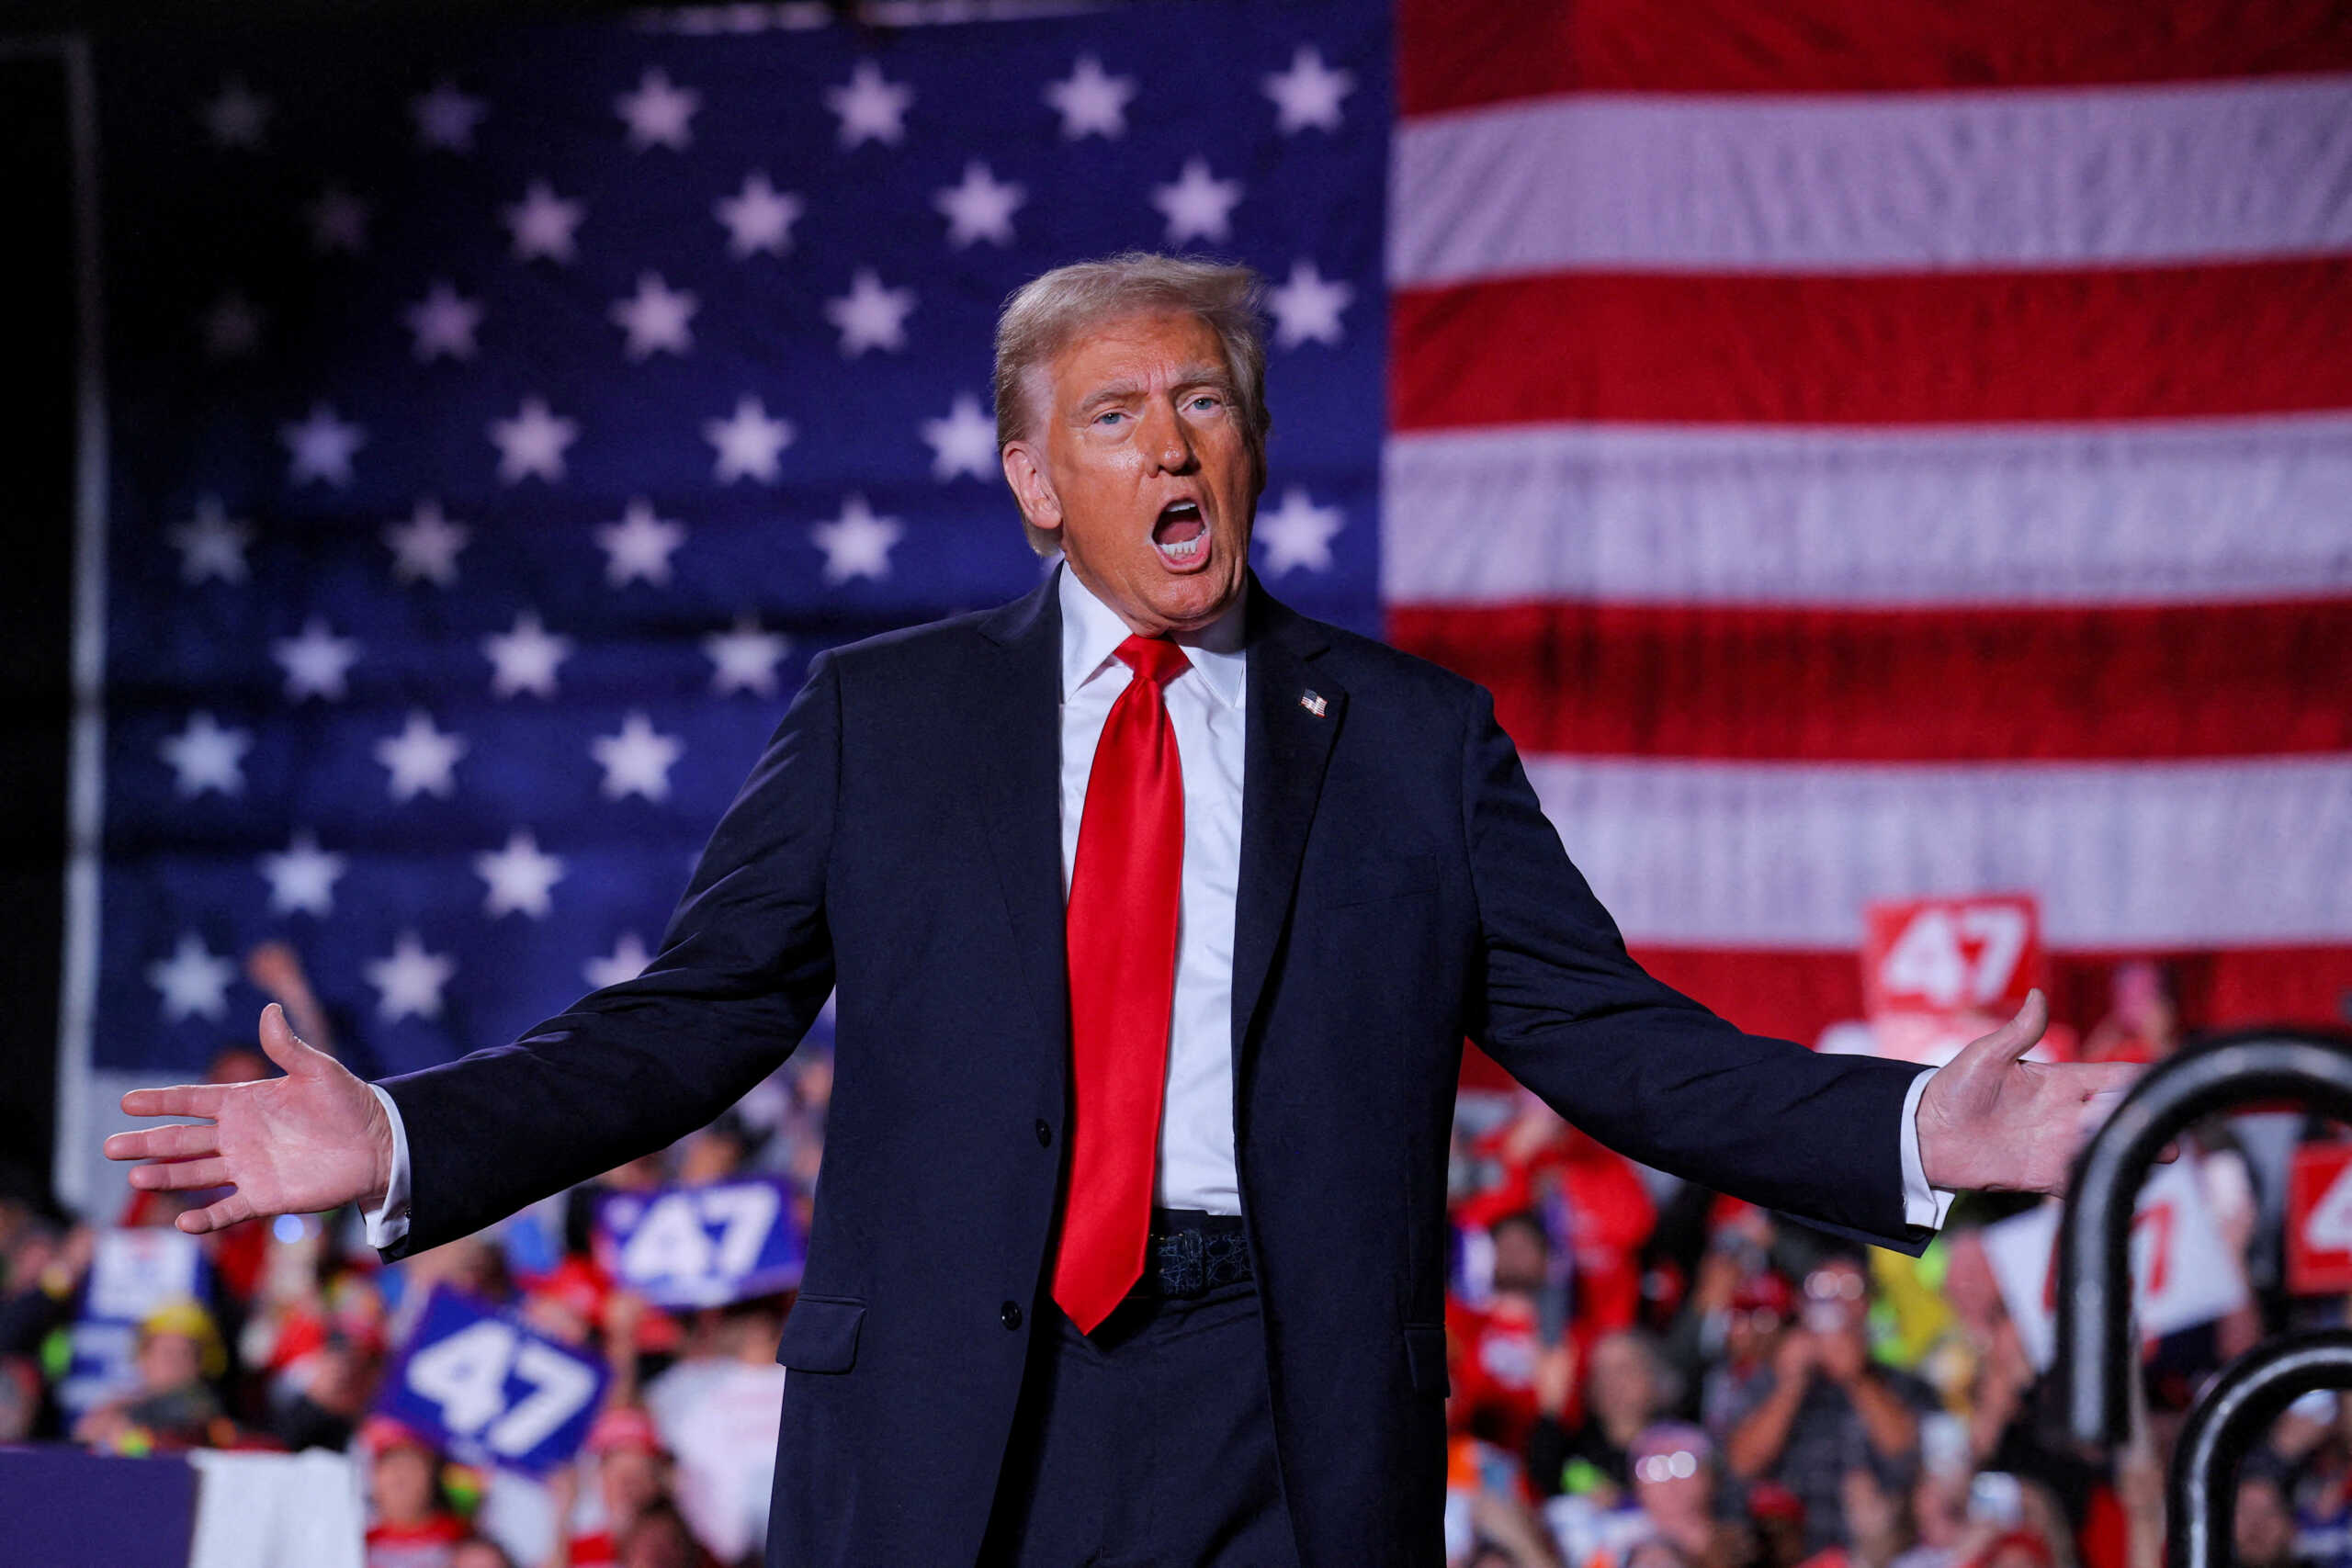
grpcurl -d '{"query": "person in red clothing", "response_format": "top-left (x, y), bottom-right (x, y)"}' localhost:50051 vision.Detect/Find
top-left (1448, 1212), bottom-right (1555, 1455)
top-left (363, 1415), bottom-right (469, 1568)
top-left (546, 1405), bottom-right (675, 1568)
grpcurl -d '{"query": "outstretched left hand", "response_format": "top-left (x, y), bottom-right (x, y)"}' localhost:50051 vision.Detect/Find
top-left (1916, 990), bottom-right (2143, 1196)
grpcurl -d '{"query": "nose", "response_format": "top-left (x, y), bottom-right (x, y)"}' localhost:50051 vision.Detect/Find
top-left (1138, 396), bottom-right (1195, 474)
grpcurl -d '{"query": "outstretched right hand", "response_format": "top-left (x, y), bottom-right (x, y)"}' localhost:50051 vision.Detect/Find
top-left (103, 1003), bottom-right (393, 1235)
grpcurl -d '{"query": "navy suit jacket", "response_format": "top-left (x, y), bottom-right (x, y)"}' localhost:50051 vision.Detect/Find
top-left (380, 567), bottom-right (1929, 1567)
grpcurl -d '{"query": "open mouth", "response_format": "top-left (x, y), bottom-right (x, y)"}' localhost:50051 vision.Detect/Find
top-left (1152, 499), bottom-right (1208, 563)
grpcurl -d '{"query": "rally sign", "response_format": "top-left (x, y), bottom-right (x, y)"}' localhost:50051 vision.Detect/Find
top-left (1980, 1156), bottom-right (2248, 1371)
top-left (377, 1287), bottom-right (607, 1476)
top-left (1863, 894), bottom-right (2042, 1023)
top-left (59, 1227), bottom-right (211, 1417)
top-left (594, 1177), bottom-right (805, 1309)
top-left (2289, 1143), bottom-right (2352, 1295)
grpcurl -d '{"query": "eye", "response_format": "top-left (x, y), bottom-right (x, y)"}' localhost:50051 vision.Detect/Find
top-left (1188, 393), bottom-right (1224, 412)
top-left (1093, 409), bottom-right (1126, 426)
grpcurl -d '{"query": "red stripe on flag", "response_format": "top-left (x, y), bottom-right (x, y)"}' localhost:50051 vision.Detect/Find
top-left (1390, 262), bottom-right (2352, 430)
top-left (1400, 0), bottom-right (2352, 113)
top-left (1387, 599), bottom-right (2352, 761)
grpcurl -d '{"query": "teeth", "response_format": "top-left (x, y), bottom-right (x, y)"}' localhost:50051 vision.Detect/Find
top-left (1156, 525), bottom-right (1207, 560)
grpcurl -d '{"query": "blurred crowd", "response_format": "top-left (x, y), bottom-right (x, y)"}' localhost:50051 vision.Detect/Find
top-left (2, 947), bottom-right (2347, 1568)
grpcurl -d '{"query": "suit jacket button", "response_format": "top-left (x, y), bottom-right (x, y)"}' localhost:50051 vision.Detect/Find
top-left (1035, 1119), bottom-right (1053, 1147)
top-left (1000, 1301), bottom-right (1023, 1331)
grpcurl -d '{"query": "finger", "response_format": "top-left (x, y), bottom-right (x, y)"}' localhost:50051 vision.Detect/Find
top-left (2070, 1061), bottom-right (2144, 1099)
top-left (177, 1190), bottom-right (255, 1235)
top-left (103, 1122), bottom-right (222, 1162)
top-left (119, 1083), bottom-right (226, 1122)
top-left (256, 1001), bottom-right (322, 1076)
top-left (129, 1157), bottom-right (233, 1191)
top-left (1955, 988), bottom-right (2050, 1070)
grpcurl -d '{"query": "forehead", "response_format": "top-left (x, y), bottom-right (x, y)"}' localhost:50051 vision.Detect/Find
top-left (1046, 308), bottom-right (1228, 400)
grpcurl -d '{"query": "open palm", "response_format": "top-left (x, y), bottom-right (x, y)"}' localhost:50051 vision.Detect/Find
top-left (1916, 990), bottom-right (2142, 1195)
top-left (103, 1004), bottom-right (392, 1235)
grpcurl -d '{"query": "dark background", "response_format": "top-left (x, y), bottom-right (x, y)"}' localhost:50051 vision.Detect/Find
top-left (0, 0), bottom-right (924, 1209)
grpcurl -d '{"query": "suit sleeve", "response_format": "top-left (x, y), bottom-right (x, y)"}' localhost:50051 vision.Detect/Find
top-left (374, 650), bottom-right (842, 1258)
top-left (1457, 684), bottom-right (1932, 1256)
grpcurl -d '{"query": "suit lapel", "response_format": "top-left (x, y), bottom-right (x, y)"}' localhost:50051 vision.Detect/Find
top-left (973, 570), bottom-right (1069, 1047)
top-left (1231, 577), bottom-right (1343, 1062)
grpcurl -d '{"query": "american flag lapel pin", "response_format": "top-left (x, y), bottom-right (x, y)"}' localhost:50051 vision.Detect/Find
top-left (1300, 689), bottom-right (1327, 718)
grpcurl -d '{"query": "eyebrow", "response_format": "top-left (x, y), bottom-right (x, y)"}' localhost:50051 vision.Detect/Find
top-left (1073, 364), bottom-right (1236, 415)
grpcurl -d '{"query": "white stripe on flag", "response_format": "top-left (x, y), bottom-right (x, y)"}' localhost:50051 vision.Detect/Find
top-left (1392, 75), bottom-right (2352, 283)
top-left (1521, 754), bottom-right (2352, 949)
top-left (1383, 415), bottom-right (2352, 607)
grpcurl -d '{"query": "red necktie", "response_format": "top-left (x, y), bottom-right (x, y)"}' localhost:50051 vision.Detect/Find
top-left (1052, 633), bottom-right (1190, 1334)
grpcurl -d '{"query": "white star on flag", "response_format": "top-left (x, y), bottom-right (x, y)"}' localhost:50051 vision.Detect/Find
top-left (272, 617), bottom-right (362, 702)
top-left (703, 396), bottom-right (794, 484)
top-left (1044, 54), bottom-right (1135, 140)
top-left (258, 829), bottom-right (347, 918)
top-left (385, 500), bottom-right (469, 586)
top-left (922, 392), bottom-right (998, 481)
top-left (610, 272), bottom-right (698, 360)
top-left (281, 403), bottom-right (367, 489)
top-left (412, 81), bottom-right (487, 152)
top-left (1152, 157), bottom-right (1243, 245)
top-left (933, 161), bottom-right (1025, 248)
top-left (1262, 44), bottom-right (1354, 134)
top-left (1266, 259), bottom-right (1354, 349)
top-left (825, 269), bottom-right (917, 356)
top-left (1254, 485), bottom-right (1345, 575)
top-left (592, 712), bottom-right (684, 802)
top-left (405, 281), bottom-right (483, 362)
top-left (307, 186), bottom-right (370, 254)
top-left (202, 77), bottom-right (269, 149)
top-left (616, 66), bottom-right (699, 151)
top-left (583, 931), bottom-right (653, 990)
top-left (825, 60), bottom-right (914, 148)
top-left (489, 396), bottom-right (579, 483)
top-left (201, 291), bottom-right (263, 359)
top-left (482, 609), bottom-right (573, 697)
top-left (376, 711), bottom-right (467, 801)
top-left (704, 617), bottom-right (792, 696)
top-left (160, 711), bottom-right (253, 798)
top-left (367, 931), bottom-right (456, 1022)
top-left (504, 180), bottom-right (586, 264)
top-left (597, 498), bottom-right (689, 586)
top-left (149, 933), bottom-right (235, 1022)
top-left (714, 172), bottom-right (804, 258)
top-left (812, 493), bottom-right (904, 584)
top-left (169, 495), bottom-right (254, 584)
top-left (477, 829), bottom-right (567, 919)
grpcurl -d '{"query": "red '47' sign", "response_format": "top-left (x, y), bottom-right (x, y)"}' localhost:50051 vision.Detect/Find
top-left (2289, 1144), bottom-right (2352, 1295)
top-left (1862, 895), bottom-right (2043, 1024)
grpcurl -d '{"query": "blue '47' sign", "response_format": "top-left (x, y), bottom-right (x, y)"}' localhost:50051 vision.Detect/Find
top-left (377, 1287), bottom-right (608, 1476)
top-left (595, 1177), bottom-right (805, 1309)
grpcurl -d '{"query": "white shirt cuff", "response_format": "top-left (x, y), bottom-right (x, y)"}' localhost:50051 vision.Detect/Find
top-left (362, 1084), bottom-right (413, 1251)
top-left (1899, 1066), bottom-right (1957, 1232)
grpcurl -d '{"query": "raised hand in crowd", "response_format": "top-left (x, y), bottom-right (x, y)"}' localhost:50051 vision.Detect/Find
top-left (243, 940), bottom-right (336, 1059)
top-left (103, 1003), bottom-right (392, 1234)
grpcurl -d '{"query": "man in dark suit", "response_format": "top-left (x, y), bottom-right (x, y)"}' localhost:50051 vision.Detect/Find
top-left (108, 254), bottom-right (2130, 1567)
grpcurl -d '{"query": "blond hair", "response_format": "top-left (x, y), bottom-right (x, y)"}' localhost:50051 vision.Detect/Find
top-left (992, 253), bottom-right (1271, 556)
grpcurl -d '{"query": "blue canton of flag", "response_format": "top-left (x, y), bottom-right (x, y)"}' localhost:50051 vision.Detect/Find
top-left (85, 3), bottom-right (1390, 1105)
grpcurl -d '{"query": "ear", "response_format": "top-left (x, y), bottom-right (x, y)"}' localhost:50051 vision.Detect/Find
top-left (1001, 442), bottom-right (1062, 537)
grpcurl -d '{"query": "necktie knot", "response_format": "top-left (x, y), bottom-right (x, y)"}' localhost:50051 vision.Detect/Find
top-left (1114, 634), bottom-right (1189, 690)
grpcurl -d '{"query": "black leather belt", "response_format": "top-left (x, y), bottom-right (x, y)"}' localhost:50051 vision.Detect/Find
top-left (1129, 1209), bottom-right (1254, 1299)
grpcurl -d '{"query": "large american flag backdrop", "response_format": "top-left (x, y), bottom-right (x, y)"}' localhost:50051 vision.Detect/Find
top-left (57, 0), bottom-right (2352, 1210)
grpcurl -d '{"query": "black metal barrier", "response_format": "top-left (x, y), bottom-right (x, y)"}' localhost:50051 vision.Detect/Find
top-left (2165, 1331), bottom-right (2352, 1568)
top-left (2050, 1027), bottom-right (2352, 1567)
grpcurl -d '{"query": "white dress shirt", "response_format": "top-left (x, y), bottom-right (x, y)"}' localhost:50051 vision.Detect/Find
top-left (364, 564), bottom-right (1951, 1245)
top-left (1057, 564), bottom-right (1250, 1214)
